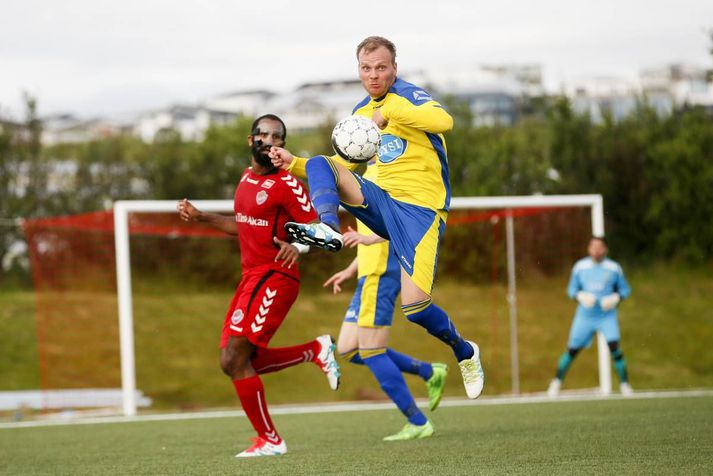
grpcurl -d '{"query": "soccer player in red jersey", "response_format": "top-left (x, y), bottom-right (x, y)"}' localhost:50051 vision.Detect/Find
top-left (177, 114), bottom-right (340, 458)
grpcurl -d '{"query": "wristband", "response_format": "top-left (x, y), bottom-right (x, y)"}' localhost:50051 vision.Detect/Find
top-left (292, 242), bottom-right (310, 254)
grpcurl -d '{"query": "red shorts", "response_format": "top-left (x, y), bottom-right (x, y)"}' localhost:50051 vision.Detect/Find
top-left (220, 269), bottom-right (300, 348)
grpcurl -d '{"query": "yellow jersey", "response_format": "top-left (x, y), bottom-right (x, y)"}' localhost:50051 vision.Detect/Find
top-left (287, 77), bottom-right (453, 212)
top-left (354, 77), bottom-right (453, 211)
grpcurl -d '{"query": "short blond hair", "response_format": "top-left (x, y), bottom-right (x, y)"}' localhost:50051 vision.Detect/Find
top-left (356, 36), bottom-right (396, 63)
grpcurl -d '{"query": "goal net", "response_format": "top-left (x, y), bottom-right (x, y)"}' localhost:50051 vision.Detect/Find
top-left (20, 195), bottom-right (607, 416)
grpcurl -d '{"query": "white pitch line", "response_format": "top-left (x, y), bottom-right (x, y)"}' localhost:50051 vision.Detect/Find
top-left (2, 388), bottom-right (712, 430)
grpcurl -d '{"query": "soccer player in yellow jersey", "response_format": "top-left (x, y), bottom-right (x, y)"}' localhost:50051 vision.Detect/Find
top-left (270, 37), bottom-right (484, 429)
top-left (323, 160), bottom-right (448, 440)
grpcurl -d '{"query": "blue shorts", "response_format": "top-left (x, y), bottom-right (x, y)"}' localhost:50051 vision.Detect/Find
top-left (341, 173), bottom-right (447, 295)
top-left (343, 275), bottom-right (400, 328)
top-left (567, 313), bottom-right (621, 349)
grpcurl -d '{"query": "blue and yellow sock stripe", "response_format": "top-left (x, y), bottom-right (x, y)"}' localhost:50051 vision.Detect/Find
top-left (401, 298), bottom-right (432, 317)
top-left (358, 347), bottom-right (387, 359)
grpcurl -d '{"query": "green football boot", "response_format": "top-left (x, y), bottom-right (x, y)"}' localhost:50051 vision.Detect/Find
top-left (383, 421), bottom-right (435, 441)
top-left (426, 363), bottom-right (448, 411)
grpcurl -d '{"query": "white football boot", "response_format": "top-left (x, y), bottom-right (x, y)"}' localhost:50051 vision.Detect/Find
top-left (547, 378), bottom-right (562, 397)
top-left (315, 334), bottom-right (341, 390)
top-left (458, 341), bottom-right (485, 399)
top-left (620, 382), bottom-right (634, 397)
top-left (235, 437), bottom-right (287, 458)
top-left (285, 221), bottom-right (343, 252)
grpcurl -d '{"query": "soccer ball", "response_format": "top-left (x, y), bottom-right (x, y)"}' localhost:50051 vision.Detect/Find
top-left (331, 116), bottom-right (381, 164)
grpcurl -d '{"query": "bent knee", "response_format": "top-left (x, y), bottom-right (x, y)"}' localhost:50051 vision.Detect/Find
top-left (220, 342), bottom-right (254, 378)
top-left (305, 155), bottom-right (331, 175)
top-left (340, 348), bottom-right (361, 364)
top-left (337, 340), bottom-right (356, 356)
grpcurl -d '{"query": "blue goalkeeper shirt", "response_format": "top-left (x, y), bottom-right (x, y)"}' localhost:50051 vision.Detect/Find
top-left (567, 257), bottom-right (631, 318)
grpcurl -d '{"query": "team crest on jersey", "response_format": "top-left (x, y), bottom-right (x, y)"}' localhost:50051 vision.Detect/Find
top-left (261, 179), bottom-right (275, 189)
top-left (378, 134), bottom-right (406, 164)
top-left (231, 309), bottom-right (244, 325)
top-left (256, 190), bottom-right (268, 205)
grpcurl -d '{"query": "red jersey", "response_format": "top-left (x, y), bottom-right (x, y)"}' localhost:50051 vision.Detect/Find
top-left (233, 167), bottom-right (317, 278)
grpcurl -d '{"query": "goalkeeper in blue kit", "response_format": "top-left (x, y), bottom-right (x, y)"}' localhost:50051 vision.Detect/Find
top-left (548, 237), bottom-right (633, 396)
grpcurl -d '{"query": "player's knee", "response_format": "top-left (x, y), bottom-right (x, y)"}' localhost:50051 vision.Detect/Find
top-left (608, 341), bottom-right (624, 360)
top-left (340, 348), bottom-right (362, 364)
top-left (405, 312), bottom-right (421, 324)
top-left (305, 155), bottom-right (332, 177)
top-left (405, 307), bottom-right (437, 327)
top-left (219, 355), bottom-right (235, 377)
top-left (336, 340), bottom-right (352, 356)
top-left (221, 357), bottom-right (252, 378)
top-left (567, 347), bottom-right (581, 358)
top-left (220, 354), bottom-right (241, 377)
top-left (336, 332), bottom-right (357, 356)
top-left (220, 341), bottom-right (254, 377)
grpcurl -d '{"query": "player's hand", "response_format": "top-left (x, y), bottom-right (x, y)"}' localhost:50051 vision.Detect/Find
top-left (323, 269), bottom-right (353, 294)
top-left (372, 109), bottom-right (388, 129)
top-left (273, 237), bottom-right (300, 269)
top-left (269, 146), bottom-right (294, 169)
top-left (600, 293), bottom-right (621, 311)
top-left (177, 199), bottom-right (201, 222)
top-left (342, 226), bottom-right (384, 248)
top-left (576, 291), bottom-right (597, 308)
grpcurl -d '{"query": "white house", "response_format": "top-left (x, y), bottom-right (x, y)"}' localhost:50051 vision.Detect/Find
top-left (41, 114), bottom-right (124, 146)
top-left (563, 63), bottom-right (713, 123)
top-left (265, 79), bottom-right (365, 131)
top-left (133, 105), bottom-right (239, 142)
top-left (407, 65), bottom-right (544, 126)
top-left (565, 76), bottom-right (640, 122)
top-left (640, 63), bottom-right (713, 110)
top-left (203, 90), bottom-right (276, 116)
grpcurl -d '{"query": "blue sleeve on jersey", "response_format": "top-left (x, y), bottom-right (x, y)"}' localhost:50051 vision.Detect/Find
top-left (615, 266), bottom-right (632, 299)
top-left (391, 78), bottom-right (437, 106)
top-left (567, 266), bottom-right (580, 299)
top-left (352, 95), bottom-right (371, 114)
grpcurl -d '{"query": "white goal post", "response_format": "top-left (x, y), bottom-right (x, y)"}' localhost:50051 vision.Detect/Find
top-left (114, 194), bottom-right (608, 416)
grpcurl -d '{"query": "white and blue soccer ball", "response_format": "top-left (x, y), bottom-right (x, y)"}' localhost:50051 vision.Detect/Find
top-left (331, 115), bottom-right (381, 164)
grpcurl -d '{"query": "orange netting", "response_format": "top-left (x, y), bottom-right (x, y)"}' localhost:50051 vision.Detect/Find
top-left (21, 205), bottom-right (590, 404)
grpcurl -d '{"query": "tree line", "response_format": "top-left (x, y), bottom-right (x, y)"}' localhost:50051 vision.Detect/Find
top-left (1, 94), bottom-right (712, 283)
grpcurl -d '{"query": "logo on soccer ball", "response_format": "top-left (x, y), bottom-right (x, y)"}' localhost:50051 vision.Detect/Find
top-left (256, 190), bottom-right (268, 205)
top-left (231, 309), bottom-right (244, 325)
top-left (331, 115), bottom-right (381, 164)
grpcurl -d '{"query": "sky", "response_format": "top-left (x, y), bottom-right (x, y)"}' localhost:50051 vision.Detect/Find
top-left (1, 0), bottom-right (711, 119)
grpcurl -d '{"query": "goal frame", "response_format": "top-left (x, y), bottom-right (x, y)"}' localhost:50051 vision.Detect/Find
top-left (114, 194), bottom-right (608, 416)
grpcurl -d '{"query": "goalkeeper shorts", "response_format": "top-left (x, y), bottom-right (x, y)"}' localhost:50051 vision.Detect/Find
top-left (567, 313), bottom-right (621, 349)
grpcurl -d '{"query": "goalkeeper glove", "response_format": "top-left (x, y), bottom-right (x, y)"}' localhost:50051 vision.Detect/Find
top-left (576, 291), bottom-right (597, 308)
top-left (600, 293), bottom-right (621, 311)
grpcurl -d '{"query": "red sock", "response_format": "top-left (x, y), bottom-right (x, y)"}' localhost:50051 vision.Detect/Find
top-left (233, 376), bottom-right (281, 444)
top-left (251, 340), bottom-right (320, 374)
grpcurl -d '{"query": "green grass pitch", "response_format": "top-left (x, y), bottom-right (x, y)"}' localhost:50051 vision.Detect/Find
top-left (1, 395), bottom-right (711, 475)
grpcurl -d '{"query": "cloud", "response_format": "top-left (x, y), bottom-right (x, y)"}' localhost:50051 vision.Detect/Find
top-left (1, 0), bottom-right (711, 116)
